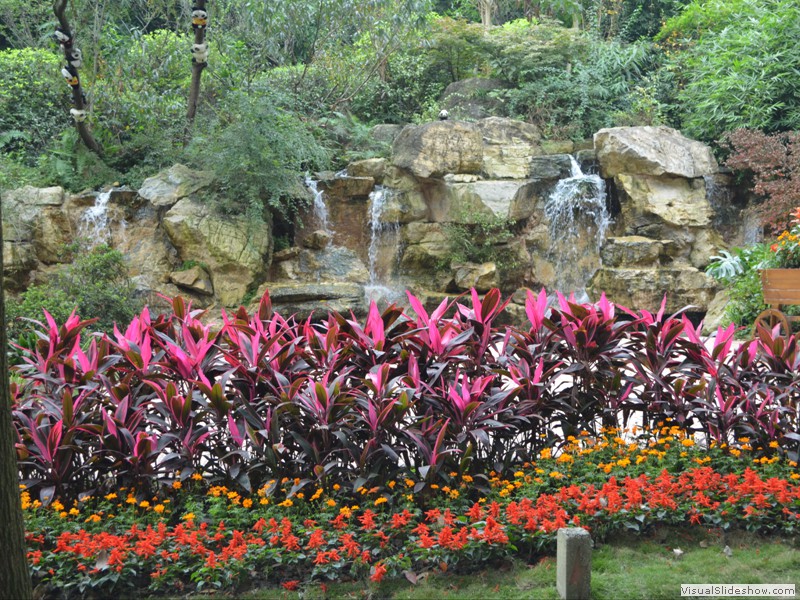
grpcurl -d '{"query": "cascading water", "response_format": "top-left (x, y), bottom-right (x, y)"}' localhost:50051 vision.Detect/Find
top-left (304, 175), bottom-right (331, 235)
top-left (544, 156), bottom-right (609, 301)
top-left (364, 185), bottom-right (402, 303)
top-left (80, 189), bottom-right (118, 245)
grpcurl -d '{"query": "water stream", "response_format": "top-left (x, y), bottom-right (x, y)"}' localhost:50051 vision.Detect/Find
top-left (79, 189), bottom-right (122, 245)
top-left (304, 176), bottom-right (331, 235)
top-left (364, 185), bottom-right (402, 303)
top-left (544, 156), bottom-right (609, 301)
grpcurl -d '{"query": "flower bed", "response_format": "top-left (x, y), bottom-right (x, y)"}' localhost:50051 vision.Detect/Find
top-left (11, 288), bottom-right (800, 506)
top-left (22, 429), bottom-right (800, 596)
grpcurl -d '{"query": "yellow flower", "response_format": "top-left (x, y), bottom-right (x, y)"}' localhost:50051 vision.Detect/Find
top-left (462, 475), bottom-right (473, 483)
top-left (69, 507), bottom-right (80, 516)
top-left (540, 448), bottom-right (552, 460)
top-left (242, 499), bottom-right (253, 508)
top-left (388, 481), bottom-right (396, 489)
top-left (339, 506), bottom-right (352, 518)
top-left (375, 497), bottom-right (388, 506)
top-left (154, 504), bottom-right (165, 514)
top-left (296, 492), bottom-right (305, 500)
top-left (182, 513), bottom-right (195, 521)
top-left (514, 471), bottom-right (525, 478)
top-left (405, 478), bottom-right (416, 488)
top-left (769, 441), bottom-right (779, 449)
top-left (192, 473), bottom-right (203, 481)
top-left (557, 454), bottom-right (574, 464)
top-left (59, 511), bottom-right (68, 518)
top-left (172, 481), bottom-right (182, 490)
top-left (449, 490), bottom-right (459, 499)
top-left (104, 493), bottom-right (118, 501)
top-left (279, 499), bottom-right (293, 508)
top-left (681, 439), bottom-right (694, 447)
top-left (790, 474), bottom-right (799, 480)
top-left (549, 471), bottom-right (564, 479)
top-left (85, 514), bottom-right (102, 523)
top-left (260, 498), bottom-right (269, 505)
top-left (333, 484), bottom-right (341, 491)
top-left (326, 499), bottom-right (336, 507)
top-left (52, 500), bottom-right (65, 512)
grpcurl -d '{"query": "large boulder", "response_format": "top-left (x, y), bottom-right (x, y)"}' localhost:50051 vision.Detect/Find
top-left (600, 236), bottom-right (675, 268)
top-left (392, 121), bottom-right (483, 179)
top-left (452, 262), bottom-right (498, 292)
top-left (478, 117), bottom-right (542, 179)
top-left (616, 174), bottom-right (712, 230)
top-left (138, 164), bottom-right (214, 208)
top-left (589, 266), bottom-right (718, 313)
top-left (595, 126), bottom-right (718, 179)
top-left (255, 282), bottom-right (367, 319)
top-left (162, 198), bottom-right (272, 305)
top-left (272, 246), bottom-right (369, 284)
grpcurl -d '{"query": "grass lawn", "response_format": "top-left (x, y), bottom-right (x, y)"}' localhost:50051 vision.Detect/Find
top-left (244, 528), bottom-right (799, 599)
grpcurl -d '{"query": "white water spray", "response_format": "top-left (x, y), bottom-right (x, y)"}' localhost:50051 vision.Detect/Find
top-left (364, 185), bottom-right (402, 303)
top-left (304, 176), bottom-right (331, 235)
top-left (80, 190), bottom-right (115, 245)
top-left (544, 156), bottom-right (609, 301)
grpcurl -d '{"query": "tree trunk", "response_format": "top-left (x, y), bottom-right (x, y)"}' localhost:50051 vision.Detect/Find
top-left (186, 0), bottom-right (209, 126)
top-left (478, 0), bottom-right (495, 29)
top-left (53, 0), bottom-right (103, 156)
top-left (0, 200), bottom-right (33, 599)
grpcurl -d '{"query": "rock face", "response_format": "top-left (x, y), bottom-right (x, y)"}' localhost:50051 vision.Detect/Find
top-left (588, 126), bottom-right (726, 313)
top-left (4, 121), bottom-right (745, 322)
top-left (138, 164), bottom-right (214, 208)
top-left (162, 198), bottom-right (272, 306)
top-left (392, 121), bottom-right (483, 179)
top-left (594, 126), bottom-right (718, 179)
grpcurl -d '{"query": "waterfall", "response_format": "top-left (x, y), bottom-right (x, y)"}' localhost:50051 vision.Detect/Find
top-left (304, 175), bottom-right (332, 235)
top-left (544, 156), bottom-right (609, 301)
top-left (364, 185), bottom-right (402, 303)
top-left (79, 190), bottom-right (114, 245)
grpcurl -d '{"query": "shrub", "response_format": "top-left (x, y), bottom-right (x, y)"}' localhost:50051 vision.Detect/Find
top-left (659, 0), bottom-right (800, 142)
top-left (722, 129), bottom-right (800, 234)
top-left (11, 287), bottom-right (800, 506)
top-left (6, 243), bottom-right (140, 353)
top-left (0, 47), bottom-right (71, 160)
top-left (185, 90), bottom-right (330, 222)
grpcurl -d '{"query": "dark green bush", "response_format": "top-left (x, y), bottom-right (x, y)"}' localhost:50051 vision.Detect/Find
top-left (6, 243), bottom-right (139, 360)
top-left (0, 47), bottom-right (71, 159)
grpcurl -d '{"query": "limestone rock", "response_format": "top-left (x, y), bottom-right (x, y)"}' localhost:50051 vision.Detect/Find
top-left (540, 140), bottom-right (574, 155)
top-left (690, 229), bottom-right (726, 269)
top-left (138, 164), bottom-right (214, 208)
top-left (702, 289), bottom-right (733, 334)
top-left (478, 117), bottom-right (542, 179)
top-left (371, 124), bottom-right (404, 146)
top-left (316, 173), bottom-right (375, 198)
top-left (162, 198), bottom-right (271, 305)
top-left (589, 266), bottom-right (718, 312)
top-left (3, 186), bottom-right (64, 207)
top-left (440, 78), bottom-right (506, 120)
top-left (507, 180), bottom-right (553, 221)
top-left (400, 223), bottom-right (450, 269)
top-left (379, 189), bottom-right (428, 224)
top-left (274, 247), bottom-right (368, 284)
top-left (303, 230), bottom-right (332, 250)
top-left (600, 236), bottom-right (668, 268)
top-left (595, 126), bottom-right (718, 179)
top-left (170, 265), bottom-right (214, 296)
top-left (529, 154), bottom-right (574, 180)
top-left (617, 174), bottom-right (712, 229)
top-left (392, 121), bottom-right (483, 179)
top-left (256, 282), bottom-right (367, 319)
top-left (444, 180), bottom-right (526, 221)
top-left (347, 158), bottom-right (388, 183)
top-left (453, 262), bottom-right (498, 292)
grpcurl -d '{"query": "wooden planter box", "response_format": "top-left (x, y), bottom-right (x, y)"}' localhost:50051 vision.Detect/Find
top-left (761, 268), bottom-right (800, 307)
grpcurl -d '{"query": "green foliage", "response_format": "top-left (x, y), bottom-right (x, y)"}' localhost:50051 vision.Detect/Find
top-left (36, 130), bottom-right (122, 192)
top-left (185, 91), bottom-right (330, 221)
top-left (659, 0), bottom-right (800, 142)
top-left (6, 243), bottom-right (140, 353)
top-left (0, 47), bottom-right (70, 159)
top-left (706, 243), bottom-right (776, 328)
top-left (442, 211), bottom-right (518, 270)
top-left (493, 27), bottom-right (659, 138)
top-left (316, 112), bottom-right (392, 167)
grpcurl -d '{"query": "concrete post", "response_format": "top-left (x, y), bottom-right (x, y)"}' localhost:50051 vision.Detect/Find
top-left (557, 527), bottom-right (592, 600)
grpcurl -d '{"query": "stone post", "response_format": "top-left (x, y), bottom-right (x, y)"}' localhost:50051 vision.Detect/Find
top-left (557, 527), bottom-right (592, 600)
